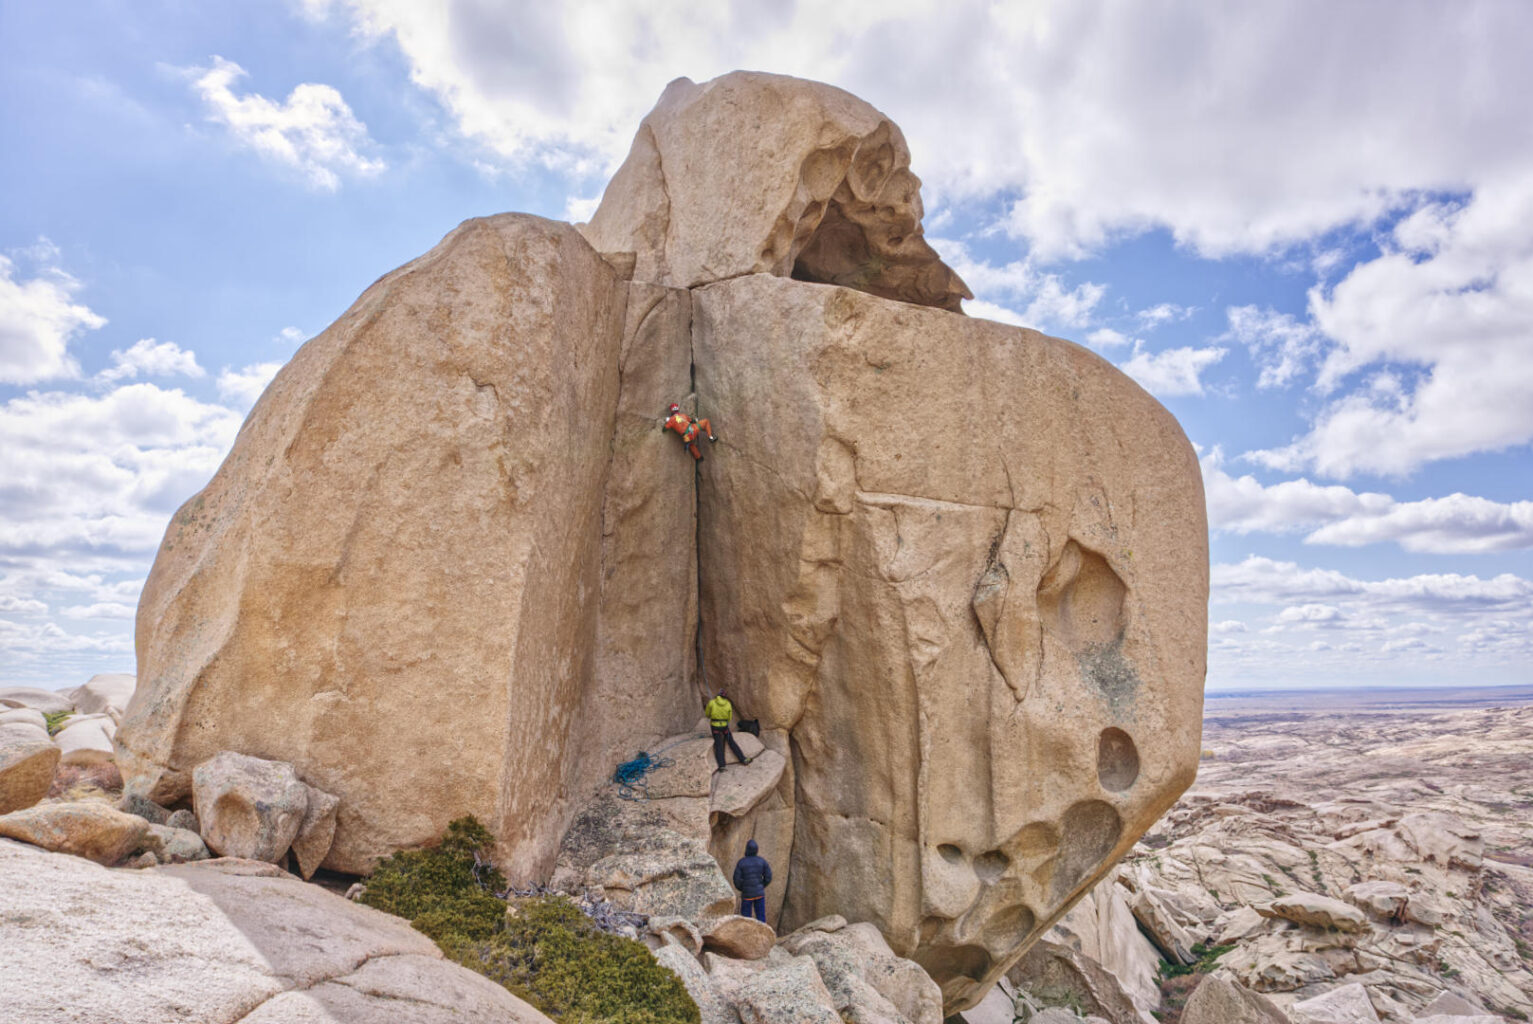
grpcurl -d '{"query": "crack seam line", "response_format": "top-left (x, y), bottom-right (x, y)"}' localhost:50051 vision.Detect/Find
top-left (227, 950), bottom-right (419, 1023)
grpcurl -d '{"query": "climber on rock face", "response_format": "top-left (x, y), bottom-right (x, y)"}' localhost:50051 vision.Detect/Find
top-left (663, 402), bottom-right (717, 461)
top-left (732, 839), bottom-right (772, 924)
top-left (705, 689), bottom-right (750, 771)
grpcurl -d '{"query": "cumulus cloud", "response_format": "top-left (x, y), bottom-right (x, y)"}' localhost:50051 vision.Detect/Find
top-left (1213, 556), bottom-right (1532, 614)
top-left (1119, 343), bottom-right (1226, 398)
top-left (307, 2), bottom-right (1533, 262)
top-left (1203, 450), bottom-right (1533, 553)
top-left (97, 338), bottom-right (204, 383)
top-left (184, 56), bottom-right (385, 190)
top-left (1225, 305), bottom-right (1324, 389)
top-left (0, 253), bottom-right (105, 384)
top-left (934, 239), bottom-right (1105, 332)
top-left (1250, 178), bottom-right (1533, 478)
top-left (0, 383), bottom-right (241, 561)
top-left (217, 361), bottom-right (284, 409)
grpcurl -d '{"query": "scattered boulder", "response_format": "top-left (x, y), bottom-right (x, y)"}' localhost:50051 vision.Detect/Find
top-left (0, 707), bottom-right (49, 730)
top-left (1217, 905), bottom-right (1270, 944)
top-left (647, 915), bottom-right (704, 955)
top-left (141, 823), bottom-right (210, 863)
top-left (192, 752), bottom-right (311, 863)
top-left (1291, 983), bottom-right (1381, 1024)
top-left (116, 791), bottom-right (172, 824)
top-left (653, 943), bottom-right (737, 1024)
top-left (1418, 991), bottom-right (1487, 1017)
top-left (1179, 975), bottom-right (1288, 1024)
top-left (954, 983), bottom-right (1015, 1024)
top-left (1049, 872), bottom-right (1164, 1018)
top-left (1006, 939), bottom-right (1143, 1024)
top-left (1129, 887), bottom-right (1200, 963)
top-left (782, 921), bottom-right (943, 1024)
top-left (702, 914), bottom-right (776, 960)
top-left (0, 801), bottom-right (148, 865)
top-left (553, 790), bottom-right (734, 919)
top-left (1344, 880), bottom-right (1410, 921)
top-left (1397, 812), bottom-right (1483, 871)
top-left (165, 808), bottom-right (198, 834)
top-left (0, 838), bottom-right (553, 1023)
top-left (290, 782), bottom-right (340, 880)
top-left (1259, 892), bottom-right (1368, 933)
top-left (69, 673), bottom-right (136, 716)
top-left (732, 955), bottom-right (842, 1024)
top-left (0, 686), bottom-right (74, 714)
top-left (0, 721), bottom-right (61, 814)
top-left (53, 714), bottom-right (116, 765)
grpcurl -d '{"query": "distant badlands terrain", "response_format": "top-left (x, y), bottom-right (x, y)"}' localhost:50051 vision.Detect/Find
top-left (1031, 687), bottom-right (1533, 1023)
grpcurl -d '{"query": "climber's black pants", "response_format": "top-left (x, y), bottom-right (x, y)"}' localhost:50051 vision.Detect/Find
top-left (712, 726), bottom-right (746, 769)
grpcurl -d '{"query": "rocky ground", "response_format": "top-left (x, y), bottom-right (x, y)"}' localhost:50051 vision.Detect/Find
top-left (970, 688), bottom-right (1533, 1024)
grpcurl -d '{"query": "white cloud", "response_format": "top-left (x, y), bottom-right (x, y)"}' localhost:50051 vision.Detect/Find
top-left (1118, 343), bottom-right (1226, 398)
top-left (564, 194), bottom-right (601, 223)
top-left (0, 383), bottom-right (241, 560)
top-left (0, 253), bottom-right (105, 385)
top-left (60, 602), bottom-right (137, 620)
top-left (275, 326), bottom-right (307, 345)
top-left (1225, 305), bottom-right (1324, 389)
top-left (1210, 620), bottom-right (1247, 635)
top-left (1213, 556), bottom-right (1532, 614)
top-left (310, 3), bottom-right (1533, 261)
top-left (1085, 328), bottom-right (1134, 349)
top-left (184, 56), bottom-right (386, 190)
top-left (1203, 450), bottom-right (1533, 553)
top-left (1136, 303), bottom-right (1193, 329)
top-left (98, 338), bottom-right (204, 383)
top-left (1250, 178), bottom-right (1533, 478)
top-left (217, 361), bottom-right (284, 409)
top-left (0, 595), bottom-right (47, 614)
top-left (935, 238), bottom-right (1106, 332)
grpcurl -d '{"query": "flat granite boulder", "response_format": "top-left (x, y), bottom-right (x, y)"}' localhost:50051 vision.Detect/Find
top-left (0, 838), bottom-right (553, 1024)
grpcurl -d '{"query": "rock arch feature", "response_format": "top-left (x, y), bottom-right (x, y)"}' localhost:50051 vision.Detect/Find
top-left (120, 71), bottom-right (1209, 1016)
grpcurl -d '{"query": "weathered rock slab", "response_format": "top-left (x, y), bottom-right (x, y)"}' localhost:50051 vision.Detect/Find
top-left (69, 673), bottom-right (136, 716)
top-left (1179, 975), bottom-right (1289, 1024)
top-left (0, 801), bottom-right (148, 865)
top-left (54, 714), bottom-right (116, 765)
top-left (1259, 892), bottom-right (1368, 933)
top-left (702, 914), bottom-right (777, 960)
top-left (1291, 982), bottom-right (1381, 1024)
top-left (0, 722), bottom-right (60, 814)
top-left (0, 838), bottom-right (552, 1023)
top-left (0, 686), bottom-right (73, 714)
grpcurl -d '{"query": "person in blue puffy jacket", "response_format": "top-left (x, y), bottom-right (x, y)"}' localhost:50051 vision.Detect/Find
top-left (731, 839), bottom-right (772, 923)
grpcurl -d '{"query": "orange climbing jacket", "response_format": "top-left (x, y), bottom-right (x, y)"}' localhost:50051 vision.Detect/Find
top-left (663, 403), bottom-right (717, 460)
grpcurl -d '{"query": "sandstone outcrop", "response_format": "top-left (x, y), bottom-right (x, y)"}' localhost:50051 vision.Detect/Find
top-left (68, 673), bottom-right (136, 715)
top-left (1179, 975), bottom-right (1289, 1024)
top-left (0, 838), bottom-right (553, 1023)
top-left (119, 70), bottom-right (1208, 1014)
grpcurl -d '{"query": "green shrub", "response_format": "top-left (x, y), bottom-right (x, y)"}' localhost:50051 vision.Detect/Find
top-left (43, 710), bottom-right (71, 735)
top-left (361, 817), bottom-right (697, 1024)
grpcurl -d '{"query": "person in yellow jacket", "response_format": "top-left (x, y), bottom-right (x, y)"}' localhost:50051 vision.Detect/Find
top-left (705, 689), bottom-right (750, 771)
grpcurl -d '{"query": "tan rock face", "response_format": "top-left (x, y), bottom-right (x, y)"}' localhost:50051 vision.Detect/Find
top-left (118, 214), bottom-right (698, 876)
top-left (121, 71), bottom-right (1207, 1015)
top-left (0, 801), bottom-right (149, 865)
top-left (0, 722), bottom-right (60, 814)
top-left (691, 273), bottom-right (1206, 1007)
top-left (581, 71), bottom-right (970, 311)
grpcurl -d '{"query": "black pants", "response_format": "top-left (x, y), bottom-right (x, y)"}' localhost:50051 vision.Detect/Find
top-left (712, 726), bottom-right (747, 768)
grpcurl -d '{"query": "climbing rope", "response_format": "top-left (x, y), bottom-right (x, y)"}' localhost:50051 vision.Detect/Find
top-left (613, 750), bottom-right (676, 800)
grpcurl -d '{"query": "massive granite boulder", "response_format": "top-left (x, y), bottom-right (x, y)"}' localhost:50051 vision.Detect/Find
top-left (117, 215), bottom-right (698, 876)
top-left (121, 70), bottom-right (1206, 1012)
top-left (687, 274), bottom-right (1205, 1006)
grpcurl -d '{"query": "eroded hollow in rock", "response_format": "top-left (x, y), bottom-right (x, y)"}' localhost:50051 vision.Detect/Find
top-left (1038, 541), bottom-right (1128, 652)
top-left (1049, 800), bottom-right (1123, 901)
top-left (914, 942), bottom-right (992, 989)
top-left (979, 902), bottom-right (1036, 951)
top-left (1097, 727), bottom-right (1140, 792)
top-left (973, 849), bottom-right (1011, 883)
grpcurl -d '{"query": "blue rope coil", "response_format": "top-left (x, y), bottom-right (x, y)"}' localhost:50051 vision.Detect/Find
top-left (613, 750), bottom-right (675, 800)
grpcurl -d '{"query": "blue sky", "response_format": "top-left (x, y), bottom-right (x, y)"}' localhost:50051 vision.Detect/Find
top-left (2, 1), bottom-right (1530, 692)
